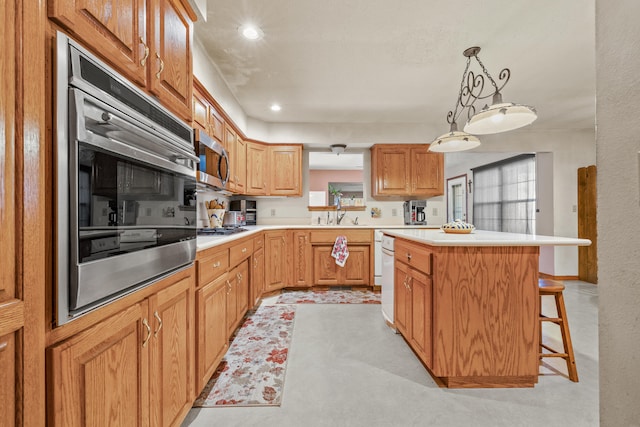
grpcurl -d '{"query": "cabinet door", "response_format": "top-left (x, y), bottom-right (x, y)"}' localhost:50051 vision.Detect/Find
top-left (371, 146), bottom-right (410, 196)
top-left (264, 231), bottom-right (288, 291)
top-left (148, 274), bottom-right (194, 427)
top-left (246, 142), bottom-right (268, 195)
top-left (291, 231), bottom-right (313, 287)
top-left (411, 148), bottom-right (444, 196)
top-left (149, 0), bottom-right (193, 121)
top-left (409, 269), bottom-right (432, 365)
top-left (225, 268), bottom-right (239, 336)
top-left (209, 106), bottom-right (224, 143)
top-left (48, 302), bottom-right (150, 427)
top-left (225, 125), bottom-right (237, 191)
top-left (342, 246), bottom-right (370, 285)
top-left (251, 247), bottom-right (265, 307)
top-left (235, 259), bottom-right (249, 321)
top-left (49, 0), bottom-right (148, 87)
top-left (192, 89), bottom-right (208, 131)
top-left (269, 145), bottom-right (302, 196)
top-left (0, 331), bottom-right (17, 427)
top-left (394, 262), bottom-right (411, 337)
top-left (313, 246), bottom-right (339, 286)
top-left (235, 137), bottom-right (247, 193)
top-left (196, 274), bottom-right (228, 392)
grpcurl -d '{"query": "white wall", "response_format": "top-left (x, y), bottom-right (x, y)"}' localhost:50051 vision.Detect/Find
top-left (596, 2), bottom-right (640, 425)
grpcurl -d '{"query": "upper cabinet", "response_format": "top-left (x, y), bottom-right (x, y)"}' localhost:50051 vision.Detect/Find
top-left (49, 0), bottom-right (195, 122)
top-left (269, 145), bottom-right (302, 196)
top-left (370, 144), bottom-right (444, 199)
top-left (246, 141), bottom-right (269, 196)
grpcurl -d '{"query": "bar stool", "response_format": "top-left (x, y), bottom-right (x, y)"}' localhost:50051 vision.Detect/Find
top-left (539, 279), bottom-right (579, 382)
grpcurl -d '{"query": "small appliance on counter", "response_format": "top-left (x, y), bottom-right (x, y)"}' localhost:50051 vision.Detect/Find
top-left (403, 200), bottom-right (427, 225)
top-left (222, 211), bottom-right (245, 227)
top-left (229, 199), bottom-right (257, 225)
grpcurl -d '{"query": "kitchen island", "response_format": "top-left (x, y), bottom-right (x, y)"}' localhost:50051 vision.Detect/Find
top-left (381, 229), bottom-right (590, 388)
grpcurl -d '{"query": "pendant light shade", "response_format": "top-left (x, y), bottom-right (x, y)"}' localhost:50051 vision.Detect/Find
top-left (429, 123), bottom-right (480, 153)
top-left (464, 93), bottom-right (537, 135)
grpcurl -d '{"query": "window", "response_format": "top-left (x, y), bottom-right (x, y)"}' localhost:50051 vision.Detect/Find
top-left (472, 154), bottom-right (536, 234)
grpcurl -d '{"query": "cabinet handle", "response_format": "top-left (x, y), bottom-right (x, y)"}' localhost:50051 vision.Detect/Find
top-left (406, 253), bottom-right (412, 261)
top-left (407, 276), bottom-right (413, 291)
top-left (241, 247), bottom-right (247, 253)
top-left (0, 341), bottom-right (8, 352)
top-left (402, 277), bottom-right (408, 289)
top-left (142, 318), bottom-right (152, 347)
top-left (153, 311), bottom-right (163, 337)
top-left (139, 37), bottom-right (149, 66)
top-left (226, 279), bottom-right (231, 294)
top-left (155, 53), bottom-right (164, 79)
top-left (213, 261), bottom-right (221, 268)
top-left (254, 258), bottom-right (258, 268)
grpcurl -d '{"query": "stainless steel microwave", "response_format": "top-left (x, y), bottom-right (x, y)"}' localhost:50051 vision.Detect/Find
top-left (54, 32), bottom-right (198, 325)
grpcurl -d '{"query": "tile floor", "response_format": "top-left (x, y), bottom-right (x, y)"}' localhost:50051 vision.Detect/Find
top-left (183, 280), bottom-right (598, 427)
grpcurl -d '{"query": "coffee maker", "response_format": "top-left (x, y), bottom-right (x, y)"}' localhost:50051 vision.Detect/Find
top-left (403, 200), bottom-right (427, 225)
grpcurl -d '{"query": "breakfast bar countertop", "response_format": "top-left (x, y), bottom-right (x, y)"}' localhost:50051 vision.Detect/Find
top-left (381, 228), bottom-right (591, 247)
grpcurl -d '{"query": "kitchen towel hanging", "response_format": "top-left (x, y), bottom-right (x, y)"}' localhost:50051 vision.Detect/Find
top-left (331, 235), bottom-right (349, 267)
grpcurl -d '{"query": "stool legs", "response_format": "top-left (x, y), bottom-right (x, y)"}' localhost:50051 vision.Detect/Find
top-left (539, 289), bottom-right (579, 382)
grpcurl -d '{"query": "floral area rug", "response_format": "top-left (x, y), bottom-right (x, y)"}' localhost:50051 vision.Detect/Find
top-left (276, 290), bottom-right (381, 304)
top-left (193, 305), bottom-right (296, 407)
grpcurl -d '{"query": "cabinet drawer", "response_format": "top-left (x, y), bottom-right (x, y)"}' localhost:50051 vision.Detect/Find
top-left (253, 235), bottom-right (264, 250)
top-left (197, 250), bottom-right (229, 286)
top-left (395, 239), bottom-right (432, 275)
top-left (309, 229), bottom-right (372, 244)
top-left (230, 239), bottom-right (254, 266)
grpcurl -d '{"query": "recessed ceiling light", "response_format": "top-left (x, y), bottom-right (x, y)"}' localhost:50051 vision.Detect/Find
top-left (239, 24), bottom-right (263, 40)
top-left (270, 104), bottom-right (281, 112)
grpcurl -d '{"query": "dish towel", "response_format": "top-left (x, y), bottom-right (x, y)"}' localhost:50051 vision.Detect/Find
top-left (331, 235), bottom-right (349, 267)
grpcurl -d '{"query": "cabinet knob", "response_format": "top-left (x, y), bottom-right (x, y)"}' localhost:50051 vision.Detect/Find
top-left (0, 341), bottom-right (8, 352)
top-left (213, 261), bottom-right (221, 268)
top-left (406, 253), bottom-right (412, 261)
top-left (241, 247), bottom-right (247, 253)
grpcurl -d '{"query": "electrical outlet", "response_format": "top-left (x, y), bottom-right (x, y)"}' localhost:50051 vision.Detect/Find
top-left (391, 208), bottom-right (397, 217)
top-left (572, 205), bottom-right (577, 213)
top-left (432, 208), bottom-right (438, 216)
top-left (271, 208), bottom-right (276, 217)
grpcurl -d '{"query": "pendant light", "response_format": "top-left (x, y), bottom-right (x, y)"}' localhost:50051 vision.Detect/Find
top-left (429, 46), bottom-right (537, 152)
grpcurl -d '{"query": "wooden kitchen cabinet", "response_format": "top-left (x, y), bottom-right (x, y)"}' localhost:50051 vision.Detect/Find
top-left (264, 230), bottom-right (289, 291)
top-left (246, 141), bottom-right (269, 195)
top-left (235, 137), bottom-right (247, 193)
top-left (269, 145), bottom-right (302, 196)
top-left (49, 0), bottom-right (196, 122)
top-left (291, 230), bottom-right (313, 287)
top-left (250, 236), bottom-right (266, 308)
top-left (48, 270), bottom-right (195, 427)
top-left (192, 87), bottom-right (209, 132)
top-left (196, 273), bottom-right (228, 391)
top-left (226, 260), bottom-right (249, 336)
top-left (370, 144), bottom-right (444, 198)
top-left (0, 331), bottom-right (17, 427)
top-left (313, 245), bottom-right (370, 286)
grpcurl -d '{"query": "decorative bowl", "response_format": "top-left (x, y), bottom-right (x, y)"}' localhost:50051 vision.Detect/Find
top-left (441, 219), bottom-right (475, 234)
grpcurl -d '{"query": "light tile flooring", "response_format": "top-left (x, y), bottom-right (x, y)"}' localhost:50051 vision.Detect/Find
top-left (183, 281), bottom-right (598, 427)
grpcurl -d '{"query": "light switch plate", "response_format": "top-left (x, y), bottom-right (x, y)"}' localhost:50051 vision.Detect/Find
top-left (391, 208), bottom-right (397, 217)
top-left (271, 208), bottom-right (276, 216)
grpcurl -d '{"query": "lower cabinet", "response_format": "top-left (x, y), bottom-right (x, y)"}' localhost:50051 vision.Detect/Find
top-left (251, 246), bottom-right (265, 308)
top-left (264, 230), bottom-right (288, 291)
top-left (195, 273), bottom-right (228, 392)
top-left (312, 245), bottom-right (370, 286)
top-left (291, 230), bottom-right (312, 287)
top-left (48, 271), bottom-right (194, 427)
top-left (226, 260), bottom-right (249, 336)
top-left (0, 331), bottom-right (17, 427)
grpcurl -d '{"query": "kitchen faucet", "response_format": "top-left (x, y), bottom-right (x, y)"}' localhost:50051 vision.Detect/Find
top-left (336, 210), bottom-right (347, 225)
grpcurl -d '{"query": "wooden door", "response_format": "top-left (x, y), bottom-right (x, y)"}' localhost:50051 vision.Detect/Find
top-left (49, 0), bottom-right (148, 87)
top-left (48, 302), bottom-right (150, 427)
top-left (235, 260), bottom-right (249, 320)
top-left (411, 148), bottom-right (444, 196)
top-left (246, 142), bottom-right (268, 195)
top-left (192, 88), bottom-right (208, 131)
top-left (409, 270), bottom-right (431, 365)
top-left (225, 267), bottom-right (239, 336)
top-left (251, 247), bottom-right (265, 307)
top-left (235, 137), bottom-right (247, 193)
top-left (149, 0), bottom-right (193, 121)
top-left (148, 274), bottom-right (194, 427)
top-left (578, 165), bottom-right (598, 283)
top-left (291, 231), bottom-right (313, 287)
top-left (209, 106), bottom-right (225, 143)
top-left (264, 231), bottom-right (288, 291)
top-left (225, 125), bottom-right (237, 191)
top-left (269, 145), bottom-right (302, 196)
top-left (342, 246), bottom-right (370, 285)
top-left (0, 3), bottom-right (20, 424)
top-left (196, 274), bottom-right (228, 392)
top-left (371, 146), bottom-right (410, 196)
top-left (313, 246), bottom-right (340, 285)
top-left (394, 262), bottom-right (411, 337)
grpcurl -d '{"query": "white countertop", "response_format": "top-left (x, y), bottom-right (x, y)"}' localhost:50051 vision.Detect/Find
top-left (196, 224), bottom-right (440, 251)
top-left (381, 229), bottom-right (591, 247)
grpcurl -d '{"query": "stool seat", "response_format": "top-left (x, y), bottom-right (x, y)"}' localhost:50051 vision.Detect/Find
top-left (538, 278), bottom-right (565, 293)
top-left (538, 279), bottom-right (578, 382)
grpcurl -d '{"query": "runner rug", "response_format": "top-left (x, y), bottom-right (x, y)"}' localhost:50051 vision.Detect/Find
top-left (276, 290), bottom-right (381, 304)
top-left (193, 304), bottom-right (296, 407)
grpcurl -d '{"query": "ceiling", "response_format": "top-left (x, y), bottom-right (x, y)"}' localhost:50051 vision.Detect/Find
top-left (194, 0), bottom-right (595, 135)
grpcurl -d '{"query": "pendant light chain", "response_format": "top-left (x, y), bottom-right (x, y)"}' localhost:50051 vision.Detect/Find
top-left (450, 57), bottom-right (472, 125)
top-left (473, 54), bottom-right (500, 93)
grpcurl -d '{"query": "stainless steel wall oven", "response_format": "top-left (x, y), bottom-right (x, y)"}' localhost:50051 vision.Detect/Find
top-left (55, 32), bottom-right (198, 325)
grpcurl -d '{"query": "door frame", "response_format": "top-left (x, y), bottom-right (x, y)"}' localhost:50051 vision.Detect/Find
top-left (446, 174), bottom-right (468, 223)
